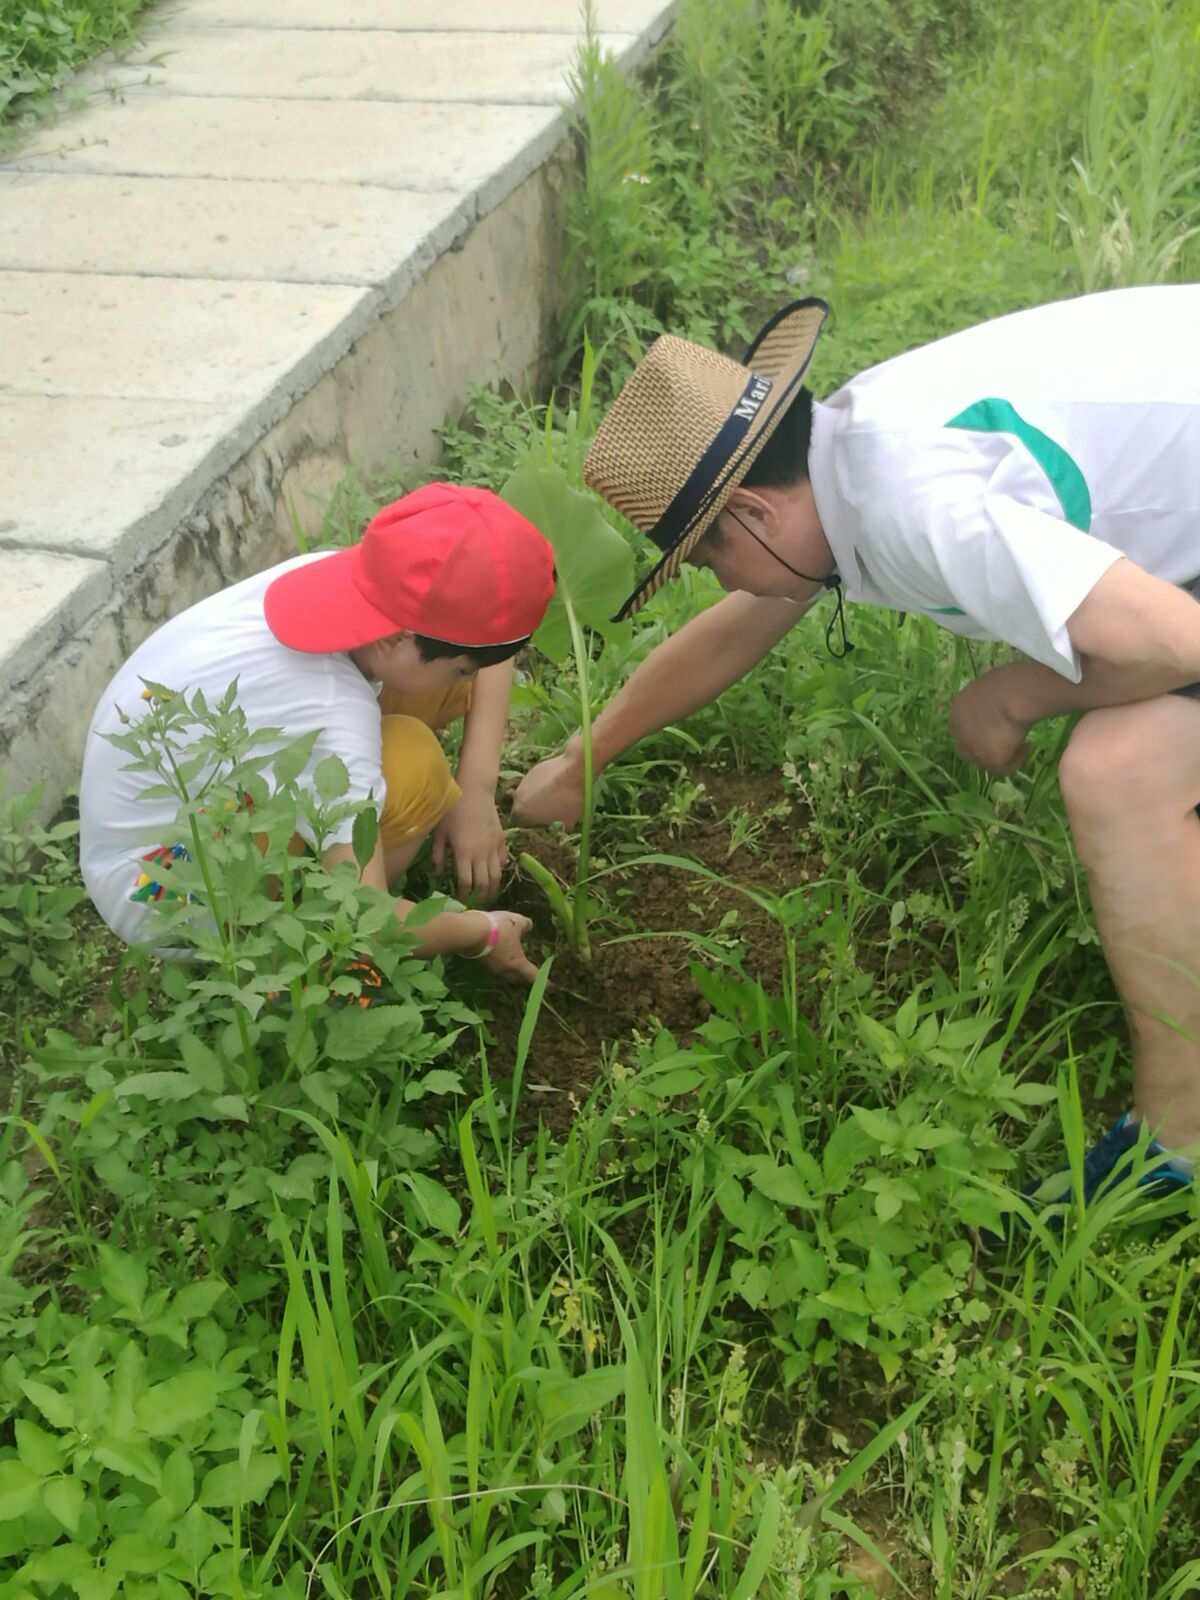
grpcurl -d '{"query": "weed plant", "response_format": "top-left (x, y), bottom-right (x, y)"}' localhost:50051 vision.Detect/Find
top-left (5, 0), bottom-right (1200, 1593)
top-left (0, 0), bottom-right (152, 134)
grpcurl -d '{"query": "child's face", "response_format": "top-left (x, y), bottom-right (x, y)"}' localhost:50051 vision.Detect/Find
top-left (359, 634), bottom-right (476, 695)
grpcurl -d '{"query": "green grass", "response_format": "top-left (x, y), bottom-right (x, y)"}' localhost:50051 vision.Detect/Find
top-left (0, 0), bottom-right (154, 130)
top-left (4, 0), bottom-right (1200, 1594)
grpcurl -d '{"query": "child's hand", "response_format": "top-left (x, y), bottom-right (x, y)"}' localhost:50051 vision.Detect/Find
top-left (480, 911), bottom-right (538, 984)
top-left (432, 788), bottom-right (507, 903)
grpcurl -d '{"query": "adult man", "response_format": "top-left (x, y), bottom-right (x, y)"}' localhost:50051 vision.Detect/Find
top-left (515, 287), bottom-right (1200, 1203)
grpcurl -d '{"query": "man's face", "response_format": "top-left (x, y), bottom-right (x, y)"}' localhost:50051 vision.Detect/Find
top-left (684, 490), bottom-right (829, 601)
top-left (685, 516), bottom-right (737, 587)
top-left (684, 506), bottom-right (791, 596)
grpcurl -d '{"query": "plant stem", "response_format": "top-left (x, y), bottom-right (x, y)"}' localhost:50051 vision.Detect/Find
top-left (185, 811), bottom-right (259, 1089)
top-left (156, 731), bottom-right (260, 1089)
top-left (564, 595), bottom-right (594, 962)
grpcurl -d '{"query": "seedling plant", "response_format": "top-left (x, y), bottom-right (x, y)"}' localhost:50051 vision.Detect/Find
top-left (501, 345), bottom-right (635, 960)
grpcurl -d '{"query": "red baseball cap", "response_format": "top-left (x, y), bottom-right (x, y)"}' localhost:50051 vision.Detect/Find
top-left (264, 483), bottom-right (555, 653)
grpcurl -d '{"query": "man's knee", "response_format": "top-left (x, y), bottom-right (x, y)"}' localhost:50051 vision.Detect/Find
top-left (1060, 712), bottom-right (1117, 825)
top-left (1060, 699), bottom-right (1200, 833)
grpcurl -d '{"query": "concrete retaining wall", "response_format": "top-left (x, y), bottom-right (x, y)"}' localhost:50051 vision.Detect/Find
top-left (0, 0), bottom-right (675, 810)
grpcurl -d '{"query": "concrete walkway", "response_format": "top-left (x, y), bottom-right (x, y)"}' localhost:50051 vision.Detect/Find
top-left (0, 0), bottom-right (673, 807)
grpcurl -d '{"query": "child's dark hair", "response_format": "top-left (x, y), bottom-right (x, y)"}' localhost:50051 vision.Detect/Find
top-left (741, 385), bottom-right (813, 489)
top-left (412, 634), bottom-right (527, 670)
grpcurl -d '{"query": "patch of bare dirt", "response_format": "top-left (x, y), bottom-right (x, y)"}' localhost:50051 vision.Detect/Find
top-left (476, 766), bottom-right (822, 1132)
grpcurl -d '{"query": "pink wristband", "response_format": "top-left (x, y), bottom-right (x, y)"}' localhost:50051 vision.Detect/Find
top-left (464, 911), bottom-right (501, 959)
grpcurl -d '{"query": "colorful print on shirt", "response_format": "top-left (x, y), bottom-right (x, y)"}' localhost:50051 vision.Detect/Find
top-left (130, 842), bottom-right (190, 905)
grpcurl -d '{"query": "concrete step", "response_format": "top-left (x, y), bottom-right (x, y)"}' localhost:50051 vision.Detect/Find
top-left (0, 0), bottom-right (675, 807)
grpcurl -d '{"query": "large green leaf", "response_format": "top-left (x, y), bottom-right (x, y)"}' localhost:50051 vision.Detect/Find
top-left (199, 1451), bottom-right (280, 1507)
top-left (42, 1476), bottom-right (85, 1537)
top-left (113, 1071), bottom-right (203, 1104)
top-left (500, 462), bottom-right (634, 662)
top-left (135, 1369), bottom-right (219, 1437)
top-left (0, 1460), bottom-right (39, 1521)
top-left (400, 1172), bottom-right (462, 1237)
top-left (97, 1243), bottom-right (148, 1314)
top-left (535, 1366), bottom-right (626, 1438)
top-left (15, 1420), bottom-right (64, 1476)
top-left (20, 1380), bottom-right (72, 1430)
top-left (323, 1003), bottom-right (409, 1061)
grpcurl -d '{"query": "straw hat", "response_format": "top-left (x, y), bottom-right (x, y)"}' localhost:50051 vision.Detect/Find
top-left (585, 297), bottom-right (829, 620)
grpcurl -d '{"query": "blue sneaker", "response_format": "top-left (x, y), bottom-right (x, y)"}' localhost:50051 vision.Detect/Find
top-left (1026, 1113), bottom-right (1193, 1213)
top-left (979, 1116), bottom-right (1192, 1251)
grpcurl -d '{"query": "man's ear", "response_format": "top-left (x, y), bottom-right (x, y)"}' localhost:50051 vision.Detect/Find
top-left (726, 486), bottom-right (782, 538)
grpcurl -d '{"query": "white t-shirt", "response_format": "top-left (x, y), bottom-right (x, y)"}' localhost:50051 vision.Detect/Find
top-left (80, 553), bottom-right (384, 944)
top-left (807, 285), bottom-right (1200, 678)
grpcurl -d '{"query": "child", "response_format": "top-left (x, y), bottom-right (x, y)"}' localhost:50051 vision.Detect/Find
top-left (80, 483), bottom-right (555, 984)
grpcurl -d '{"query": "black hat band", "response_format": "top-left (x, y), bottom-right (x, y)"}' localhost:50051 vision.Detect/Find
top-left (648, 371), bottom-right (774, 554)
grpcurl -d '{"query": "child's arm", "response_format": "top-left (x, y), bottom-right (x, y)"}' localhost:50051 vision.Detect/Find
top-left (324, 836), bottom-right (537, 982)
top-left (432, 659), bottom-right (514, 902)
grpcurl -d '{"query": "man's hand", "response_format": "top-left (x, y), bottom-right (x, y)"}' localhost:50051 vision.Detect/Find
top-left (480, 911), bottom-right (538, 983)
top-left (432, 788), bottom-right (507, 903)
top-left (512, 594), bottom-right (806, 828)
top-left (949, 672), bottom-right (1033, 774)
top-left (512, 745), bottom-right (586, 829)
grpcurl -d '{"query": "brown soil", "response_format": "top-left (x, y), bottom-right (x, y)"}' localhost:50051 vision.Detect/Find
top-left (477, 766), bottom-right (822, 1131)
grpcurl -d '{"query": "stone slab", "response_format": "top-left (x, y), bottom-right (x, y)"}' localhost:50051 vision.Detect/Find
top-left (0, 173), bottom-right (469, 291)
top-left (0, 394), bottom-right (250, 562)
top-left (107, 28), bottom-right (629, 104)
top-left (0, 548), bottom-right (110, 699)
top-left (0, 0), bottom-right (678, 809)
top-left (13, 98), bottom-right (564, 216)
top-left (172, 0), bottom-right (674, 36)
top-left (0, 270), bottom-right (374, 405)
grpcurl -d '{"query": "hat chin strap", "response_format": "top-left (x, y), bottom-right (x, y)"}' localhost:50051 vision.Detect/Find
top-left (726, 507), bottom-right (831, 587)
top-left (726, 508), bottom-right (853, 658)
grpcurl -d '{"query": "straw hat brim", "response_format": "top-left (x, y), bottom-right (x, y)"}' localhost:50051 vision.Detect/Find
top-left (613, 297), bottom-right (829, 620)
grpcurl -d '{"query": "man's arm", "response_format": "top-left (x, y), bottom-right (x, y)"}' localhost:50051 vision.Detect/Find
top-left (513, 590), bottom-right (811, 826)
top-left (951, 560), bottom-right (1200, 773)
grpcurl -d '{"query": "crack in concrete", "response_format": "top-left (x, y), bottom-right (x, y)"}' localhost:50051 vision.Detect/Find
top-left (0, 537), bottom-right (109, 562)
top-left (145, 23), bottom-right (640, 36)
top-left (2, 161), bottom-right (522, 198)
top-left (69, 88), bottom-right (574, 108)
top-left (0, 265), bottom-right (397, 286)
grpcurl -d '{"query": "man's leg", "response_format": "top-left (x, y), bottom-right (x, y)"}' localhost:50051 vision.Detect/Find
top-left (1059, 694), bottom-right (1200, 1152)
top-left (379, 715), bottom-right (462, 887)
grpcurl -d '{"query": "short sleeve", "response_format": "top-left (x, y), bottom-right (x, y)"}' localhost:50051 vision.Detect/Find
top-left (922, 492), bottom-right (1124, 680)
top-left (842, 426), bottom-right (1126, 681)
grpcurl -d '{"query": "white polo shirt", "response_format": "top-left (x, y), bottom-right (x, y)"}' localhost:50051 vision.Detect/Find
top-left (807, 285), bottom-right (1200, 678)
top-left (80, 554), bottom-right (384, 944)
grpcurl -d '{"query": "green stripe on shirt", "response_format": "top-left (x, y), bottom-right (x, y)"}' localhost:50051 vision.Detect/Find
top-left (922, 398), bottom-right (1094, 618)
top-left (946, 398), bottom-right (1093, 530)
